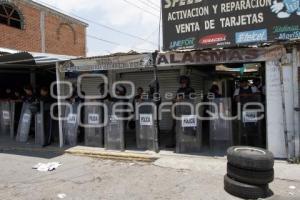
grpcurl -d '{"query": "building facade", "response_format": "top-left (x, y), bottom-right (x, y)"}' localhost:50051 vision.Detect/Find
top-left (0, 0), bottom-right (87, 56)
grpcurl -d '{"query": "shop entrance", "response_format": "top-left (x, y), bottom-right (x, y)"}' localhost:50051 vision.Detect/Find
top-left (111, 63), bottom-right (267, 154)
top-left (0, 68), bottom-right (58, 147)
top-left (189, 62), bottom-right (267, 154)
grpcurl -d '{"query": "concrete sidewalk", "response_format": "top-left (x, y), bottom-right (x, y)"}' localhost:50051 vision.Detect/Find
top-left (0, 148), bottom-right (299, 200)
top-left (1, 137), bottom-right (299, 183)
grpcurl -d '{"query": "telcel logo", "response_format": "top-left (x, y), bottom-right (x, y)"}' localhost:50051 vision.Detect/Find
top-left (199, 34), bottom-right (227, 45)
top-left (169, 38), bottom-right (195, 49)
top-left (236, 29), bottom-right (267, 44)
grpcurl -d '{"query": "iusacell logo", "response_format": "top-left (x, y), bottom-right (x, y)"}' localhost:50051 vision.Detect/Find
top-left (235, 29), bottom-right (267, 44)
top-left (199, 34), bottom-right (226, 45)
top-left (169, 37), bottom-right (195, 49)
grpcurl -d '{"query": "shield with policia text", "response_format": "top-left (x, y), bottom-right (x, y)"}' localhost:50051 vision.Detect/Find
top-left (16, 103), bottom-right (33, 143)
top-left (238, 95), bottom-right (264, 147)
top-left (0, 101), bottom-right (15, 138)
top-left (63, 103), bottom-right (79, 146)
top-left (175, 99), bottom-right (202, 153)
top-left (104, 101), bottom-right (125, 151)
top-left (209, 98), bottom-right (233, 155)
top-left (35, 102), bottom-right (53, 146)
top-left (84, 102), bottom-right (104, 147)
top-left (135, 100), bottom-right (159, 152)
top-left (35, 103), bottom-right (45, 146)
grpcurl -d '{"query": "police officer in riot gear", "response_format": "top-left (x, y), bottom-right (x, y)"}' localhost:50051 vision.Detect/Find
top-left (167, 75), bottom-right (195, 148)
top-left (38, 86), bottom-right (54, 146)
top-left (22, 85), bottom-right (36, 103)
top-left (176, 75), bottom-right (195, 100)
top-left (233, 79), bottom-right (258, 102)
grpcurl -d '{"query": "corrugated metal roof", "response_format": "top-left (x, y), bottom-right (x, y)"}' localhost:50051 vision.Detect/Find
top-left (0, 47), bottom-right (76, 66)
top-left (71, 50), bottom-right (147, 61)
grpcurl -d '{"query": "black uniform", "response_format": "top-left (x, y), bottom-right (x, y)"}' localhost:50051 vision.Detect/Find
top-left (176, 87), bottom-right (195, 100)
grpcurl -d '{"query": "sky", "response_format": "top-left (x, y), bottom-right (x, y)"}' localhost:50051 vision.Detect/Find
top-left (34, 0), bottom-right (161, 56)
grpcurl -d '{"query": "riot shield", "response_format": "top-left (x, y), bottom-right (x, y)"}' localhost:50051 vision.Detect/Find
top-left (104, 101), bottom-right (125, 151)
top-left (16, 103), bottom-right (32, 143)
top-left (175, 100), bottom-right (202, 153)
top-left (35, 103), bottom-right (45, 146)
top-left (238, 96), bottom-right (264, 147)
top-left (209, 98), bottom-right (233, 154)
top-left (35, 102), bottom-right (53, 146)
top-left (135, 101), bottom-right (159, 152)
top-left (84, 102), bottom-right (104, 147)
top-left (63, 103), bottom-right (79, 146)
top-left (0, 101), bottom-right (15, 138)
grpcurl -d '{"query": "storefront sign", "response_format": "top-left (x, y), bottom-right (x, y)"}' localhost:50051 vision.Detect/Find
top-left (157, 46), bottom-right (286, 66)
top-left (59, 54), bottom-right (153, 72)
top-left (162, 0), bottom-right (300, 50)
top-left (139, 114), bottom-right (153, 126)
top-left (182, 115), bottom-right (197, 128)
top-left (235, 29), bottom-right (268, 44)
top-left (88, 114), bottom-right (100, 125)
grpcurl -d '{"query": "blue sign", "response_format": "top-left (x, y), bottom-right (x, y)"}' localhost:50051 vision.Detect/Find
top-left (235, 29), bottom-right (268, 44)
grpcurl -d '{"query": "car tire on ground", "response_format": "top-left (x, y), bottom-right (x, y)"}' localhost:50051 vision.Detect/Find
top-left (227, 164), bottom-right (274, 185)
top-left (227, 146), bottom-right (274, 171)
top-left (224, 175), bottom-right (271, 199)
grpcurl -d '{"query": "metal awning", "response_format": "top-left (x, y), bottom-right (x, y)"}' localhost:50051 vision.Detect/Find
top-left (58, 53), bottom-right (153, 72)
top-left (0, 47), bottom-right (76, 69)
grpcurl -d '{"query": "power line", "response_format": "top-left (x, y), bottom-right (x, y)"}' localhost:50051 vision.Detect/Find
top-left (42, 13), bottom-right (156, 52)
top-left (87, 34), bottom-right (120, 46)
top-left (136, 0), bottom-right (160, 12)
top-left (148, 0), bottom-right (161, 9)
top-left (33, 0), bottom-right (158, 46)
top-left (131, 28), bottom-right (159, 49)
top-left (123, 0), bottom-right (160, 18)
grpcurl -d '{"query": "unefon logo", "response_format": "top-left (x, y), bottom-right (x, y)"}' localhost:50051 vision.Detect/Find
top-left (199, 34), bottom-right (227, 45)
top-left (169, 37), bottom-right (195, 49)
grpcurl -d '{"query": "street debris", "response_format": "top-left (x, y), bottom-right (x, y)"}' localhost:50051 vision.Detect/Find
top-left (32, 162), bottom-right (62, 172)
top-left (289, 185), bottom-right (296, 190)
top-left (57, 193), bottom-right (67, 199)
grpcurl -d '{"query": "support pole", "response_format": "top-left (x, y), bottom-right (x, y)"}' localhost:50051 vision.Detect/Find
top-left (56, 62), bottom-right (64, 148)
top-left (152, 51), bottom-right (159, 153)
top-left (280, 53), bottom-right (296, 161)
top-left (292, 46), bottom-right (300, 160)
top-left (266, 60), bottom-right (287, 159)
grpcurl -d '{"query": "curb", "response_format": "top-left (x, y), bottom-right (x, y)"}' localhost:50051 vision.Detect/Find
top-left (0, 146), bottom-right (158, 162)
top-left (65, 149), bottom-right (158, 162)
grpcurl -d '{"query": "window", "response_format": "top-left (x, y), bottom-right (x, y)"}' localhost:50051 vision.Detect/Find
top-left (0, 3), bottom-right (23, 29)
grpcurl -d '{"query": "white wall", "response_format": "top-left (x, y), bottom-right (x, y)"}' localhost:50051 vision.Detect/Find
top-left (266, 60), bottom-right (287, 158)
top-left (282, 57), bottom-right (296, 158)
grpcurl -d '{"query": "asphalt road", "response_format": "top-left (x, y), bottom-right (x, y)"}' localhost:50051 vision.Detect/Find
top-left (0, 150), bottom-right (299, 200)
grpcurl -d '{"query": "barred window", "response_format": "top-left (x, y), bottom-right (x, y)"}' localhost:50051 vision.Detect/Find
top-left (0, 3), bottom-right (23, 29)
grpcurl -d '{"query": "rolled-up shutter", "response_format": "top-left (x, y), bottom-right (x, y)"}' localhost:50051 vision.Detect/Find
top-left (118, 70), bottom-right (180, 131)
top-left (81, 75), bottom-right (105, 96)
